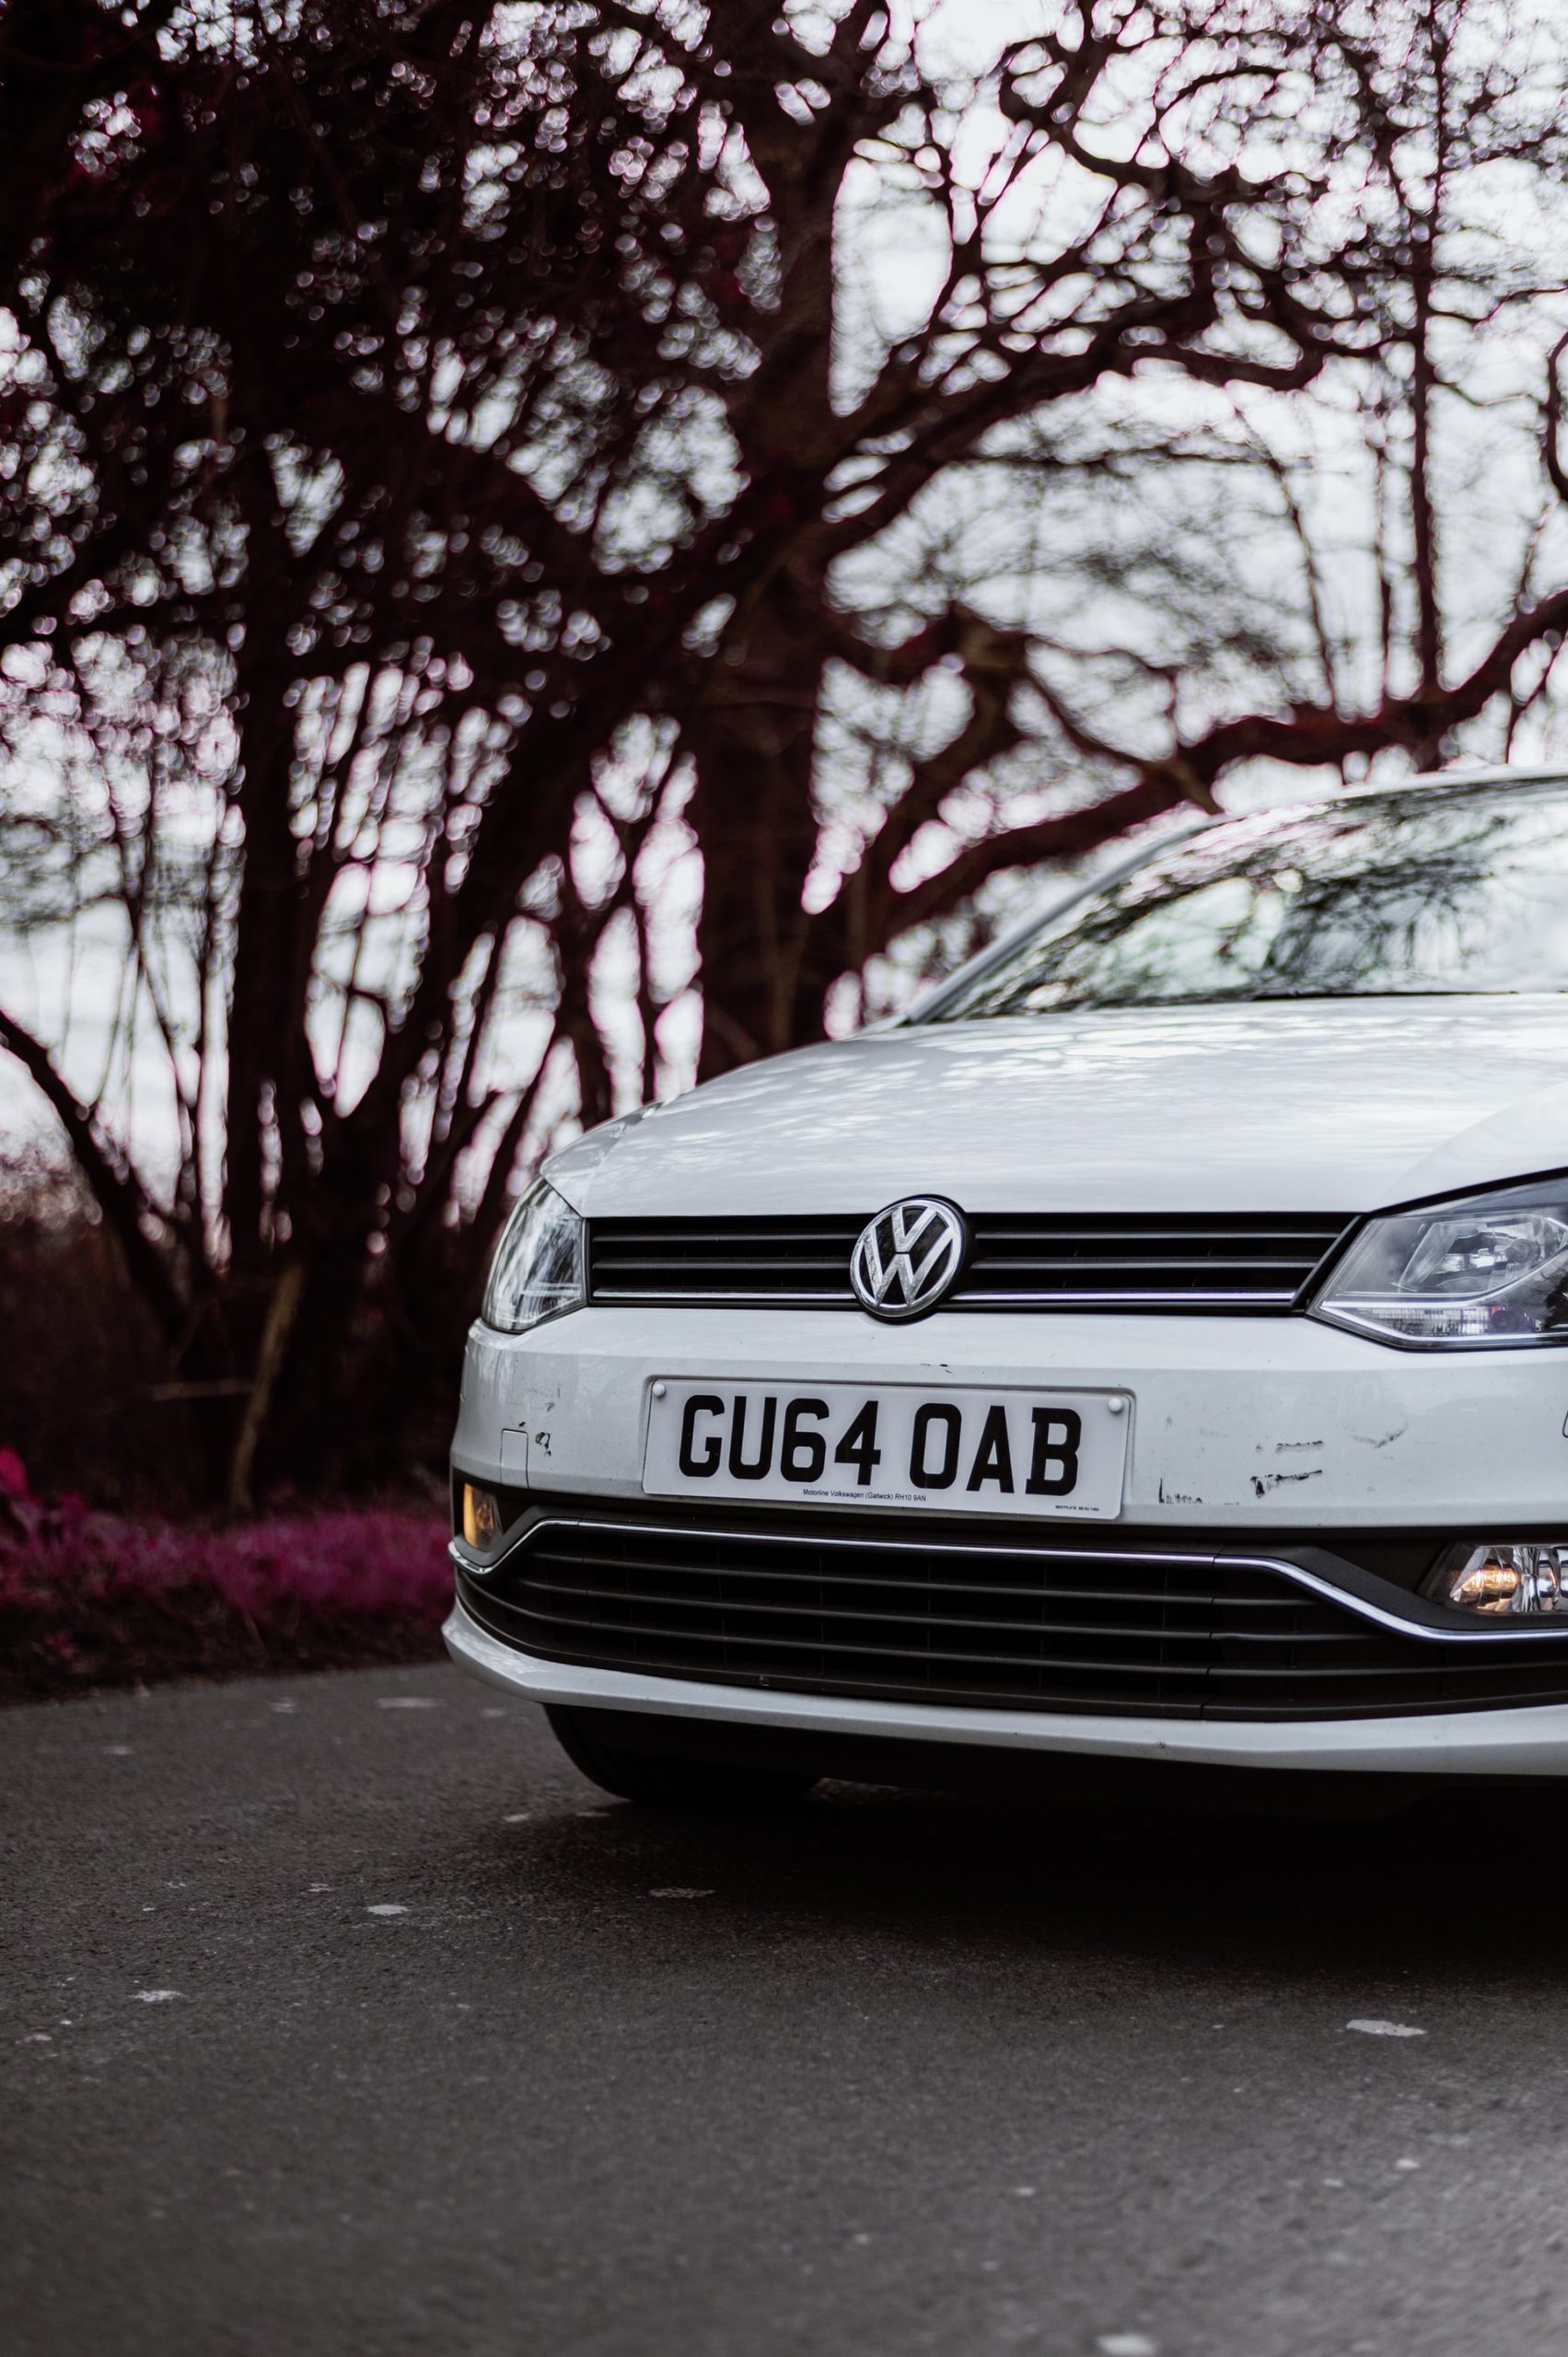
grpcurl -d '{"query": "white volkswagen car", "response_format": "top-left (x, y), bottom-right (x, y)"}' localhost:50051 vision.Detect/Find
top-left (447, 768), bottom-right (1568, 1808)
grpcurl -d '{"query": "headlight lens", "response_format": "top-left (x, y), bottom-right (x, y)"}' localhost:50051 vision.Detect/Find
top-left (1311, 1178), bottom-right (1568, 1346)
top-left (482, 1180), bottom-right (585, 1334)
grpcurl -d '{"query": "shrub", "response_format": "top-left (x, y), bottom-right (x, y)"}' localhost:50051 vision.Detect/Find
top-left (0, 1453), bottom-right (452, 1700)
top-left (0, 1149), bottom-right (206, 1512)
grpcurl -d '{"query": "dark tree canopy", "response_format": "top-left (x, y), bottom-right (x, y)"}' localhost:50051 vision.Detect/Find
top-left (3, 0), bottom-right (1568, 1501)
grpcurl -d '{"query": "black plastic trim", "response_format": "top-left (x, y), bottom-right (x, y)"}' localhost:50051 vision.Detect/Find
top-left (451, 1495), bottom-right (1568, 1724)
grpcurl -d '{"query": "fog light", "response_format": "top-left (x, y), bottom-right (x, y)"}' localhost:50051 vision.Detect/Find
top-left (1423, 1542), bottom-right (1568, 1616)
top-left (461, 1482), bottom-right (502, 1551)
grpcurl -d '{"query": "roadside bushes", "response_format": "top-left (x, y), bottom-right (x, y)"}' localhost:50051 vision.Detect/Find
top-left (0, 1145), bottom-right (463, 1515)
top-left (0, 1149), bottom-right (207, 1512)
top-left (0, 1455), bottom-right (451, 1701)
top-left (0, 1156), bottom-right (455, 1699)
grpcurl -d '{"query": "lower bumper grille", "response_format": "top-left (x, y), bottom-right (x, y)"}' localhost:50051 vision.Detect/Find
top-left (457, 1514), bottom-right (1568, 1724)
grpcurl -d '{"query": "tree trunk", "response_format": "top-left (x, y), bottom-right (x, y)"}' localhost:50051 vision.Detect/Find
top-left (688, 567), bottom-right (834, 1080)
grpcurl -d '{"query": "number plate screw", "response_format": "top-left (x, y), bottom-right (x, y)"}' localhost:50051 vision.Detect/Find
top-left (1107, 1396), bottom-right (1127, 1415)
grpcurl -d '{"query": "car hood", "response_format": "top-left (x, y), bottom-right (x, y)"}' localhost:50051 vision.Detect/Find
top-left (545, 997), bottom-right (1568, 1217)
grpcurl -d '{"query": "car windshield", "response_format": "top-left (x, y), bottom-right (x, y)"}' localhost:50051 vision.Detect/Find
top-left (922, 778), bottom-right (1568, 1019)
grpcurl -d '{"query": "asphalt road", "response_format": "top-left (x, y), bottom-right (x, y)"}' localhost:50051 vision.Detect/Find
top-left (6, 1667), bottom-right (1568, 2357)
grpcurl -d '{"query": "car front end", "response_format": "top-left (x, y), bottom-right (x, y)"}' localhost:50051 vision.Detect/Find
top-left (447, 774), bottom-right (1568, 1796)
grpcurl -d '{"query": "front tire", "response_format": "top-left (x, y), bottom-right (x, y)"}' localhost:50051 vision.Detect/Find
top-left (546, 1706), bottom-right (819, 1813)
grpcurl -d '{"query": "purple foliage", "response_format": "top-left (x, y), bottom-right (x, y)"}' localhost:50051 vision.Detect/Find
top-left (0, 1453), bottom-right (450, 1623)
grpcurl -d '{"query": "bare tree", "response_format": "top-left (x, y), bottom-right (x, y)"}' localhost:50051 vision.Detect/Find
top-left (1, 0), bottom-right (749, 1494)
top-left (689, 0), bottom-right (1568, 1035)
top-left (4, 0), bottom-right (1568, 1501)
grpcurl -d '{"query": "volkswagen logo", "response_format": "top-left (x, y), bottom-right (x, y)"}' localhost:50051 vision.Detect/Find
top-left (850, 1197), bottom-right (969, 1321)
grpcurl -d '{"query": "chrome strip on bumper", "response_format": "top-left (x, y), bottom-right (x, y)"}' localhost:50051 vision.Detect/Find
top-left (451, 1520), bottom-right (1568, 1647)
top-left (445, 1598), bottom-right (1568, 1777)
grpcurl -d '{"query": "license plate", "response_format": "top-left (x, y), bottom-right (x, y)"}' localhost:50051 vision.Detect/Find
top-left (642, 1381), bottom-right (1128, 1520)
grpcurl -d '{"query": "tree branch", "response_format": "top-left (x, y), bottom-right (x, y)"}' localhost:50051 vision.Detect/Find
top-left (867, 773), bottom-right (1189, 947)
top-left (0, 1004), bottom-right (189, 1341)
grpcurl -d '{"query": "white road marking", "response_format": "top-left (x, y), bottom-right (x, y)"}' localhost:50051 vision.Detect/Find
top-left (649, 1887), bottom-right (714, 1899)
top-left (1346, 2018), bottom-right (1426, 2038)
top-left (134, 1990), bottom-right (181, 2003)
top-left (366, 1904), bottom-right (409, 1917)
top-left (377, 1698), bottom-right (440, 1710)
top-left (1098, 2336), bottom-right (1160, 2356)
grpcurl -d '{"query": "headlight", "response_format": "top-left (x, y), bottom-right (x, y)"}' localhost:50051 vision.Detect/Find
top-left (1311, 1178), bottom-right (1568, 1347)
top-left (482, 1179), bottom-right (585, 1334)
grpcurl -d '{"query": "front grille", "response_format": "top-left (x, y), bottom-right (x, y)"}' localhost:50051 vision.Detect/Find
top-left (586, 1213), bottom-right (1352, 1312)
top-left (459, 1514), bottom-right (1568, 1723)
top-left (589, 1216), bottom-right (865, 1306)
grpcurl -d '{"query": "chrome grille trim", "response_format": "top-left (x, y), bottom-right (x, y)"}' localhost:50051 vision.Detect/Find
top-left (469, 1516), bottom-right (1564, 1647)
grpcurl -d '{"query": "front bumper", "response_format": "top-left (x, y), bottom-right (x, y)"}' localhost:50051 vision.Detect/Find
top-left (447, 1303), bottom-right (1568, 1773)
top-left (453, 1304), bottom-right (1568, 1529)
top-left (445, 1598), bottom-right (1568, 1775)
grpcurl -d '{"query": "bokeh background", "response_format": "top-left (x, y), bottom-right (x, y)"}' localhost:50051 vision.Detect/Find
top-left (5, 0), bottom-right (1568, 1690)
